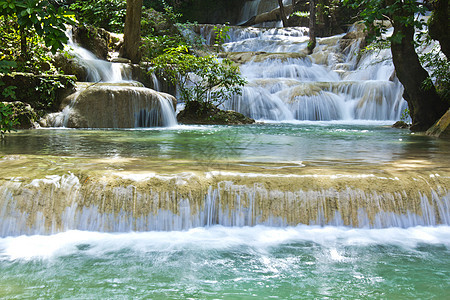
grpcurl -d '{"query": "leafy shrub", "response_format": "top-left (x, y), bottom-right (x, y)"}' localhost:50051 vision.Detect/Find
top-left (0, 102), bottom-right (18, 139)
top-left (150, 45), bottom-right (246, 106)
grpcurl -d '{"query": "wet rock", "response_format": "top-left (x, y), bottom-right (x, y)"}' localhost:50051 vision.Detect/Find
top-left (177, 101), bottom-right (255, 125)
top-left (53, 53), bottom-right (88, 81)
top-left (426, 109), bottom-right (450, 138)
top-left (73, 25), bottom-right (111, 60)
top-left (392, 121), bottom-right (410, 129)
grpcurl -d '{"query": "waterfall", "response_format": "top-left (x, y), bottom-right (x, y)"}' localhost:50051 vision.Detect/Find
top-left (1, 172), bottom-right (448, 236)
top-left (65, 28), bottom-right (132, 82)
top-left (192, 24), bottom-right (407, 122)
top-left (46, 29), bottom-right (178, 128)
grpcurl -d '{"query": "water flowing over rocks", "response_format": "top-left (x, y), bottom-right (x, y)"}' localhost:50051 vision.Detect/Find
top-left (189, 23), bottom-right (408, 122)
top-left (43, 29), bottom-right (178, 128)
top-left (42, 83), bottom-right (177, 128)
top-left (0, 169), bottom-right (448, 236)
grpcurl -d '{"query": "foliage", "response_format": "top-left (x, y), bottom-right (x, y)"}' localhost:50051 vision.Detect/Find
top-left (35, 76), bottom-right (68, 109)
top-left (291, 11), bottom-right (309, 18)
top-left (213, 24), bottom-right (230, 52)
top-left (0, 0), bottom-right (73, 75)
top-left (420, 44), bottom-right (450, 100)
top-left (0, 0), bottom-right (73, 55)
top-left (150, 45), bottom-right (246, 106)
top-left (400, 108), bottom-right (410, 122)
top-left (69, 0), bottom-right (126, 32)
top-left (344, 0), bottom-right (448, 101)
top-left (0, 102), bottom-right (18, 139)
top-left (141, 34), bottom-right (186, 60)
top-left (343, 0), bottom-right (427, 43)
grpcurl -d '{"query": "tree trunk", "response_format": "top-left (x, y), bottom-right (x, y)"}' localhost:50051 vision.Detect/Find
top-left (307, 0), bottom-right (316, 54)
top-left (277, 0), bottom-right (288, 27)
top-left (19, 26), bottom-right (28, 62)
top-left (121, 0), bottom-right (143, 64)
top-left (391, 19), bottom-right (449, 131)
top-left (428, 0), bottom-right (450, 59)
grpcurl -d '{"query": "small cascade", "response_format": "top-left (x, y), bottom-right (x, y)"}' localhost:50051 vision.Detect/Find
top-left (65, 29), bottom-right (132, 82)
top-left (192, 24), bottom-right (407, 121)
top-left (46, 29), bottom-right (178, 128)
top-left (44, 83), bottom-right (177, 128)
top-left (0, 172), bottom-right (448, 236)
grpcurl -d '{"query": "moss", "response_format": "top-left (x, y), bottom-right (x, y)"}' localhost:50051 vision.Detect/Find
top-left (177, 101), bottom-right (255, 125)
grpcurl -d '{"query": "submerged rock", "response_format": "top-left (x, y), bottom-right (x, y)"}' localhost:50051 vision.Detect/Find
top-left (392, 121), bottom-right (410, 129)
top-left (177, 101), bottom-right (255, 125)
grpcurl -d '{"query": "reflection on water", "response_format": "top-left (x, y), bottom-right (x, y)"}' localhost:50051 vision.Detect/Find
top-left (1, 123), bottom-right (449, 166)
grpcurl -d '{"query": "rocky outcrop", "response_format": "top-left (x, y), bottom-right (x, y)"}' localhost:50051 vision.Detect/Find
top-left (426, 108), bottom-right (450, 138)
top-left (42, 83), bottom-right (177, 128)
top-left (72, 25), bottom-right (111, 60)
top-left (0, 73), bottom-right (76, 112)
top-left (177, 101), bottom-right (255, 125)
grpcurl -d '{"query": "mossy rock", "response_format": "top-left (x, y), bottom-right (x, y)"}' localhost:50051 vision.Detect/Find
top-left (392, 121), bottom-right (410, 129)
top-left (73, 25), bottom-right (111, 59)
top-left (0, 73), bottom-right (76, 114)
top-left (177, 101), bottom-right (255, 125)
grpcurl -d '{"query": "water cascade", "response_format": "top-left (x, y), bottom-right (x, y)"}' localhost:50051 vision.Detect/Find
top-left (0, 171), bottom-right (448, 236)
top-left (1, 14), bottom-right (449, 298)
top-left (44, 30), bottom-right (177, 128)
top-left (195, 24), bottom-right (407, 121)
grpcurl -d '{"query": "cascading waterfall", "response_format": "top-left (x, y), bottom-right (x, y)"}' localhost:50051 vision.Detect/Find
top-left (194, 24), bottom-right (407, 121)
top-left (65, 28), bottom-right (132, 82)
top-left (0, 171), bottom-right (448, 236)
top-left (45, 29), bottom-right (178, 128)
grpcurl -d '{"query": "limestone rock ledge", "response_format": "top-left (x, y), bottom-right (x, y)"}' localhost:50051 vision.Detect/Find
top-left (426, 108), bottom-right (450, 138)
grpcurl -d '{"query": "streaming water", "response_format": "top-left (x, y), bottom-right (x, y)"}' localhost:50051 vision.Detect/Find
top-left (0, 226), bottom-right (449, 299)
top-left (1, 10), bottom-right (449, 298)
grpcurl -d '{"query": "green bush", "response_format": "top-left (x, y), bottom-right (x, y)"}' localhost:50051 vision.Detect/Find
top-left (150, 45), bottom-right (246, 106)
top-left (0, 102), bottom-right (18, 139)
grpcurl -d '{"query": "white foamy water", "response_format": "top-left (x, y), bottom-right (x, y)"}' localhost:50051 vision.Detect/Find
top-left (1, 225), bottom-right (449, 261)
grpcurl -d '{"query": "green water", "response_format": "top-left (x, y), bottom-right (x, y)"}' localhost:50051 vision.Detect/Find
top-left (0, 226), bottom-right (449, 299)
top-left (1, 122), bottom-right (449, 165)
top-left (1, 123), bottom-right (449, 298)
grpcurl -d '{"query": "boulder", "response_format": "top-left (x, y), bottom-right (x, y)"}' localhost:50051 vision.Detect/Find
top-left (73, 25), bottom-right (111, 60)
top-left (426, 109), bottom-right (450, 138)
top-left (43, 83), bottom-right (177, 128)
top-left (177, 101), bottom-right (255, 125)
